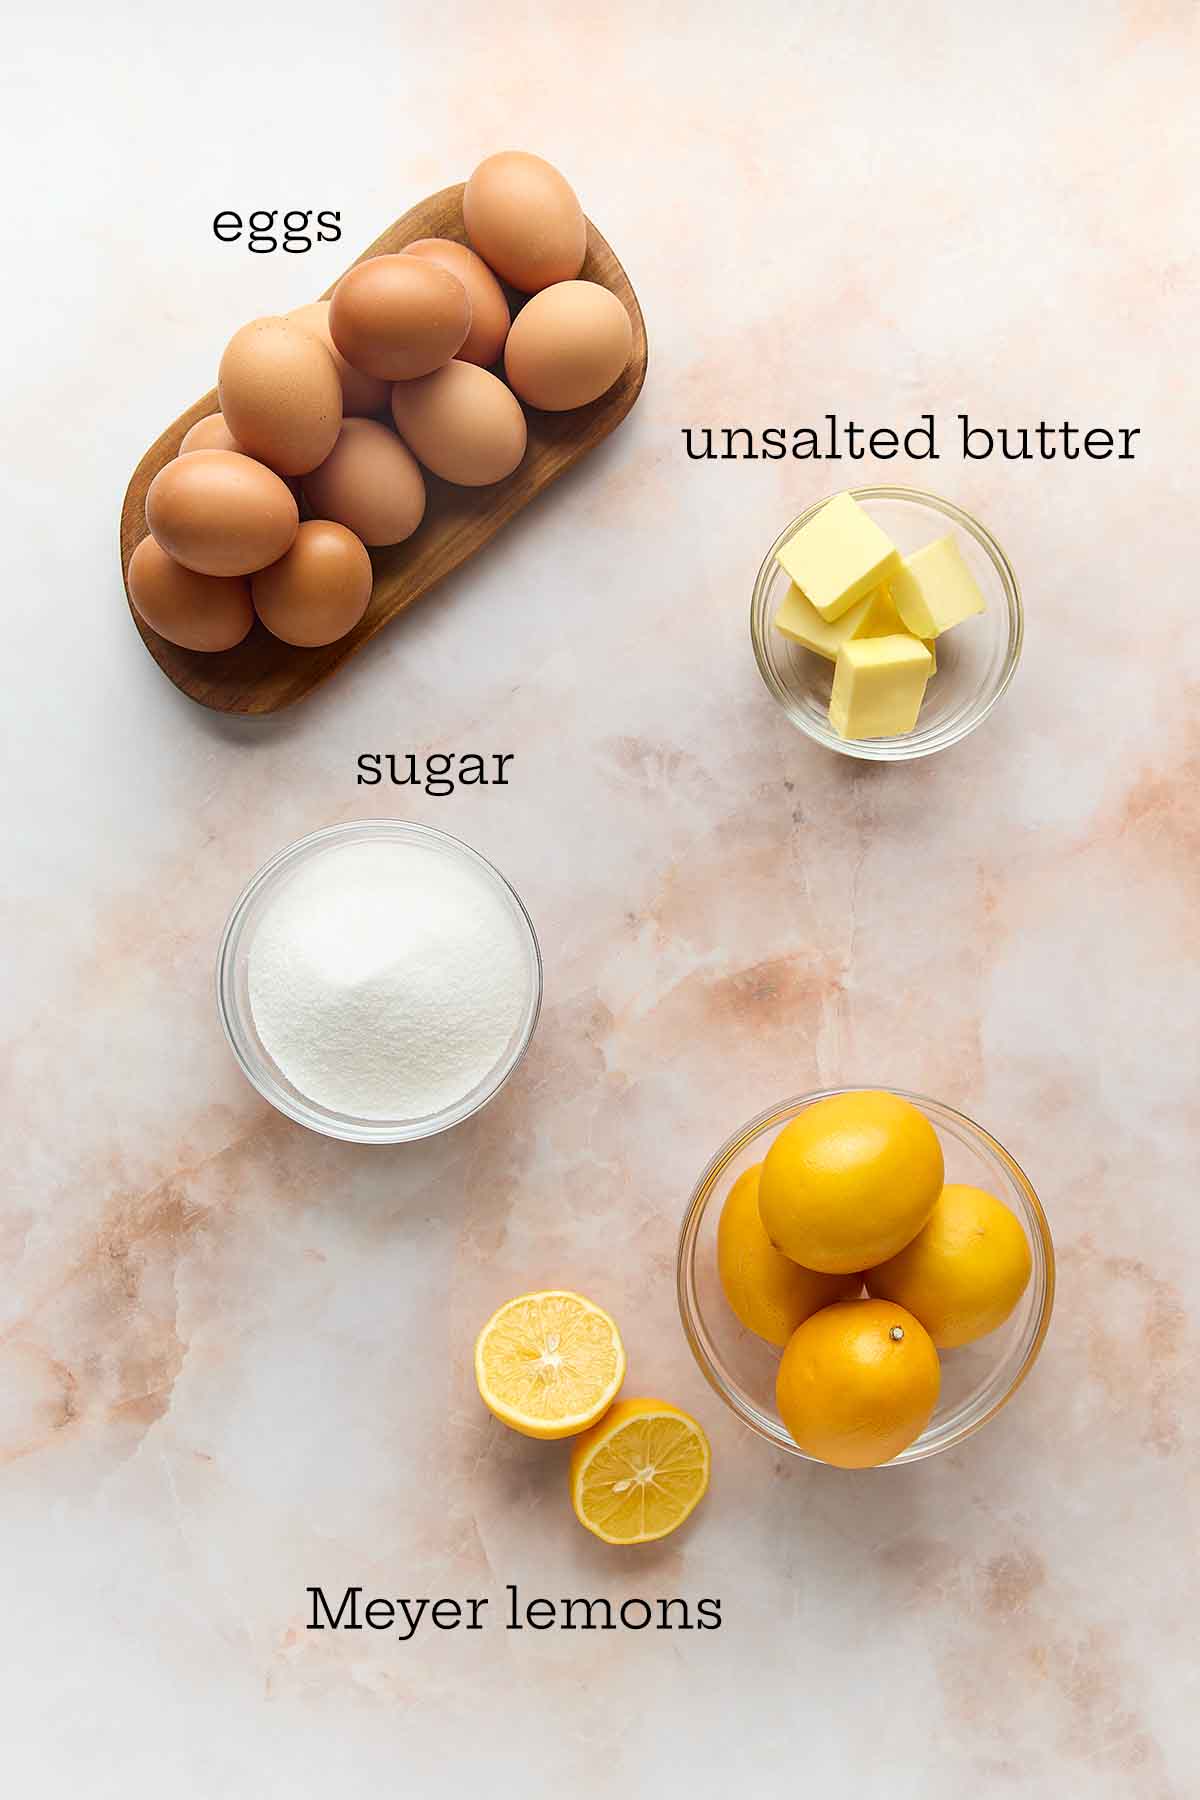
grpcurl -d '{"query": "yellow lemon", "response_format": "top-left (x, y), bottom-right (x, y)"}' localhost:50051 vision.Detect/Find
top-left (570, 1397), bottom-right (710, 1544)
top-left (718, 1164), bottom-right (860, 1346)
top-left (776, 1297), bottom-right (941, 1468)
top-left (758, 1090), bottom-right (943, 1273)
top-left (865, 1183), bottom-right (1032, 1347)
top-left (474, 1290), bottom-right (625, 1440)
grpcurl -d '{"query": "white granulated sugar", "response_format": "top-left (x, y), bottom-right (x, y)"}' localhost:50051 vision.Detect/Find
top-left (248, 840), bottom-right (530, 1120)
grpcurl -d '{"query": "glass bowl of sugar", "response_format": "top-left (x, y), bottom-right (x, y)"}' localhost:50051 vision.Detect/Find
top-left (216, 819), bottom-right (543, 1143)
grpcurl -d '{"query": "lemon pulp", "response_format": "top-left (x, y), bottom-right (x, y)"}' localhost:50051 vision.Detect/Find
top-left (570, 1398), bottom-right (710, 1544)
top-left (474, 1290), bottom-right (625, 1440)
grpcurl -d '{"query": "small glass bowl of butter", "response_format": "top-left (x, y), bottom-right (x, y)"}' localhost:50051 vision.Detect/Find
top-left (750, 487), bottom-right (1022, 761)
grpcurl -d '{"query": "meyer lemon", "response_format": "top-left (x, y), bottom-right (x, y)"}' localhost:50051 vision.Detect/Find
top-left (758, 1090), bottom-right (943, 1273)
top-left (569, 1397), bottom-right (710, 1544)
top-left (718, 1164), bottom-right (860, 1346)
top-left (865, 1183), bottom-right (1032, 1347)
top-left (775, 1297), bottom-right (940, 1467)
top-left (474, 1290), bottom-right (625, 1440)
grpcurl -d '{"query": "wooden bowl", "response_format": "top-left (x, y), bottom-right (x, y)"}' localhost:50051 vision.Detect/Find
top-left (120, 183), bottom-right (647, 715)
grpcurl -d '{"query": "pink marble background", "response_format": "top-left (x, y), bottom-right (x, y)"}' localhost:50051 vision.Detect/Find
top-left (3, 1), bottom-right (1197, 1794)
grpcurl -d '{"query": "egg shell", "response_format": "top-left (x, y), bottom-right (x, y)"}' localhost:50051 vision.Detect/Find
top-left (127, 534), bottom-right (254, 652)
top-left (463, 151), bottom-right (586, 293)
top-left (218, 316), bottom-right (343, 476)
top-left (288, 299), bottom-right (391, 417)
top-left (251, 518), bottom-right (373, 648)
top-left (390, 362), bottom-right (527, 487)
top-left (145, 450), bottom-right (299, 577)
top-left (504, 280), bottom-right (632, 411)
top-left (180, 411), bottom-right (244, 455)
top-left (178, 415), bottom-right (302, 501)
top-left (329, 256), bottom-right (471, 381)
top-left (401, 239), bottom-right (510, 366)
top-left (301, 418), bottom-right (426, 546)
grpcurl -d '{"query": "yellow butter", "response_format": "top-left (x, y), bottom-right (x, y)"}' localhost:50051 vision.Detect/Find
top-left (775, 581), bottom-right (903, 660)
top-left (829, 634), bottom-right (933, 740)
top-left (890, 534), bottom-right (985, 638)
top-left (776, 492), bottom-right (900, 622)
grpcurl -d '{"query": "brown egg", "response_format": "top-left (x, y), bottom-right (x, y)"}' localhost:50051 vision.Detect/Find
top-left (329, 256), bottom-right (471, 381)
top-left (218, 316), bottom-right (343, 475)
top-left (127, 535), bottom-right (254, 652)
top-left (145, 450), bottom-right (299, 576)
top-left (401, 239), bottom-right (510, 366)
top-left (288, 299), bottom-right (391, 417)
top-left (504, 281), bottom-right (632, 411)
top-left (463, 152), bottom-right (586, 293)
top-left (390, 362), bottom-right (527, 487)
top-left (301, 418), bottom-right (426, 546)
top-left (251, 519), bottom-right (373, 647)
top-left (180, 411), bottom-right (244, 455)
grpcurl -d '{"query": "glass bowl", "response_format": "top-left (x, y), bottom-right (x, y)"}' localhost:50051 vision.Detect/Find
top-left (677, 1087), bottom-right (1053, 1465)
top-left (750, 487), bottom-right (1022, 761)
top-left (216, 819), bottom-right (543, 1144)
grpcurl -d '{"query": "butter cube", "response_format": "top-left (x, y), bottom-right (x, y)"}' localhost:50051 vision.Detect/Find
top-left (829, 635), bottom-right (933, 740)
top-left (890, 535), bottom-right (985, 638)
top-left (775, 581), bottom-right (904, 661)
top-left (776, 492), bottom-right (900, 622)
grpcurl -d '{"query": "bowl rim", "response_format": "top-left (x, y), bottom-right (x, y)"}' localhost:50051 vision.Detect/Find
top-left (750, 485), bottom-right (1024, 762)
top-left (215, 817), bottom-right (544, 1144)
top-left (676, 1084), bottom-right (1055, 1465)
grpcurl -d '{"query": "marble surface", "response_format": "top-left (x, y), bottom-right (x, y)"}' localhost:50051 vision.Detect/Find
top-left (4, 2), bottom-right (1197, 1794)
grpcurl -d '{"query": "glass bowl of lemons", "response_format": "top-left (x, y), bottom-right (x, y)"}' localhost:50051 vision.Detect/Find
top-left (676, 1087), bottom-right (1054, 1466)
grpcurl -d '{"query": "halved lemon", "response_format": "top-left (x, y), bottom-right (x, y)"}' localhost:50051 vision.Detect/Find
top-left (569, 1397), bottom-right (711, 1544)
top-left (474, 1290), bottom-right (626, 1440)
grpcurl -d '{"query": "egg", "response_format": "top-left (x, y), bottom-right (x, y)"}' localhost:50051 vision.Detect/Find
top-left (463, 152), bottom-right (586, 293)
top-left (504, 281), bottom-right (633, 411)
top-left (145, 450), bottom-right (299, 577)
top-left (329, 255), bottom-right (471, 381)
top-left (288, 299), bottom-right (391, 417)
top-left (301, 418), bottom-right (426, 546)
top-left (218, 316), bottom-right (343, 475)
top-left (401, 239), bottom-right (510, 366)
top-left (127, 535), bottom-right (254, 652)
top-left (251, 519), bottom-right (373, 647)
top-left (390, 362), bottom-right (527, 487)
top-left (180, 411), bottom-right (244, 455)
